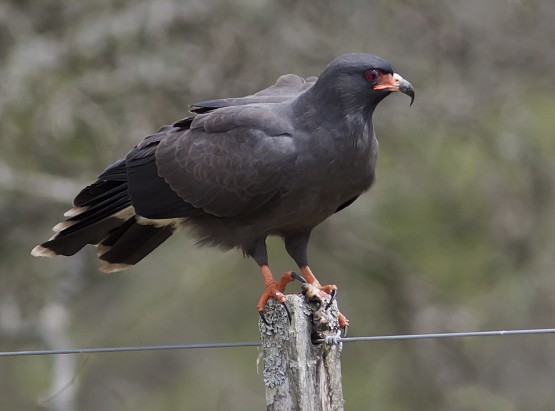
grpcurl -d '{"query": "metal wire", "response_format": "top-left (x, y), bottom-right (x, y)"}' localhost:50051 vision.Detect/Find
top-left (314, 327), bottom-right (555, 345)
top-left (0, 342), bottom-right (262, 357)
top-left (2, 328), bottom-right (555, 357)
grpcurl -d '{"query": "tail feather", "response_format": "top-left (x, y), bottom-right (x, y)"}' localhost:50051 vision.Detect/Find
top-left (61, 192), bottom-right (131, 236)
top-left (97, 219), bottom-right (175, 272)
top-left (32, 174), bottom-right (177, 272)
top-left (74, 179), bottom-right (125, 207)
top-left (32, 216), bottom-right (132, 257)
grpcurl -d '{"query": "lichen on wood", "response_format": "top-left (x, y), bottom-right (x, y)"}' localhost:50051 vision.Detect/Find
top-left (259, 290), bottom-right (344, 411)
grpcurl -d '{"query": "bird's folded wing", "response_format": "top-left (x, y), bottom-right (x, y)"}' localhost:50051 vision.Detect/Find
top-left (189, 74), bottom-right (316, 113)
top-left (125, 125), bottom-right (204, 219)
top-left (155, 104), bottom-right (298, 218)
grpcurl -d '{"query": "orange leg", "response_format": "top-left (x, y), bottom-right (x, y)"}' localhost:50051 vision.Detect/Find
top-left (300, 266), bottom-right (337, 295)
top-left (256, 265), bottom-right (296, 313)
top-left (300, 265), bottom-right (350, 329)
top-left (256, 265), bottom-right (350, 329)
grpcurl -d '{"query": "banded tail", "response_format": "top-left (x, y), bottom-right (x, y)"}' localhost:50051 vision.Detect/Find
top-left (31, 169), bottom-right (178, 273)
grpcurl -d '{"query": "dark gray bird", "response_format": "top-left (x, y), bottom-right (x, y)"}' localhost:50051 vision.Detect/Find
top-left (32, 53), bottom-right (414, 327)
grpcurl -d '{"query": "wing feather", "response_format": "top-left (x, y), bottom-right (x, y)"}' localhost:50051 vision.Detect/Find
top-left (190, 74), bottom-right (317, 113)
top-left (156, 104), bottom-right (297, 217)
top-left (125, 127), bottom-right (204, 219)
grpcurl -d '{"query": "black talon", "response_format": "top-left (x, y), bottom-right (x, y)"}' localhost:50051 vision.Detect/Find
top-left (282, 302), bottom-right (292, 325)
top-left (325, 288), bottom-right (336, 310)
top-left (341, 325), bottom-right (348, 338)
top-left (259, 311), bottom-right (270, 326)
top-left (290, 271), bottom-right (307, 283)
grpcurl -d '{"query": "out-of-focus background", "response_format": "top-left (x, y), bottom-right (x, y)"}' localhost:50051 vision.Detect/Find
top-left (1, 1), bottom-right (555, 410)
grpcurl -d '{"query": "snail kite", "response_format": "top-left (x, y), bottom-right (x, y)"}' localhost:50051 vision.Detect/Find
top-left (32, 53), bottom-right (414, 327)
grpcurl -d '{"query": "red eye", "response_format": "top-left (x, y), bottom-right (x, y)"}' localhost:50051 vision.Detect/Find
top-left (365, 69), bottom-right (381, 82)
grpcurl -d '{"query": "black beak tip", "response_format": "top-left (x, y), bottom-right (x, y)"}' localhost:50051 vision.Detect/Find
top-left (409, 91), bottom-right (415, 106)
top-left (398, 79), bottom-right (415, 106)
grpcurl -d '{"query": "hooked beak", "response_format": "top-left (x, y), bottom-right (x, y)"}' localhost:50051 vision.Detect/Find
top-left (374, 73), bottom-right (415, 106)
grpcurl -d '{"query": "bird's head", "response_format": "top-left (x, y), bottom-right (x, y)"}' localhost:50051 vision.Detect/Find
top-left (313, 53), bottom-right (415, 115)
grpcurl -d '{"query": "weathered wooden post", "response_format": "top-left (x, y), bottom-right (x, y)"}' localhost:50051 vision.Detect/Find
top-left (259, 285), bottom-right (344, 411)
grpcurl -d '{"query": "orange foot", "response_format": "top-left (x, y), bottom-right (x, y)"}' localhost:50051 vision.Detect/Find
top-left (256, 265), bottom-right (350, 330)
top-left (257, 266), bottom-right (296, 325)
top-left (299, 266), bottom-right (350, 330)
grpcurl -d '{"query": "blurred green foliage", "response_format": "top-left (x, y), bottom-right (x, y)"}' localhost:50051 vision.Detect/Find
top-left (1, 0), bottom-right (555, 410)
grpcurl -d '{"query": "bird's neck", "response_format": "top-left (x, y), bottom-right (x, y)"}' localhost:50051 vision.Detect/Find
top-left (293, 87), bottom-right (375, 147)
